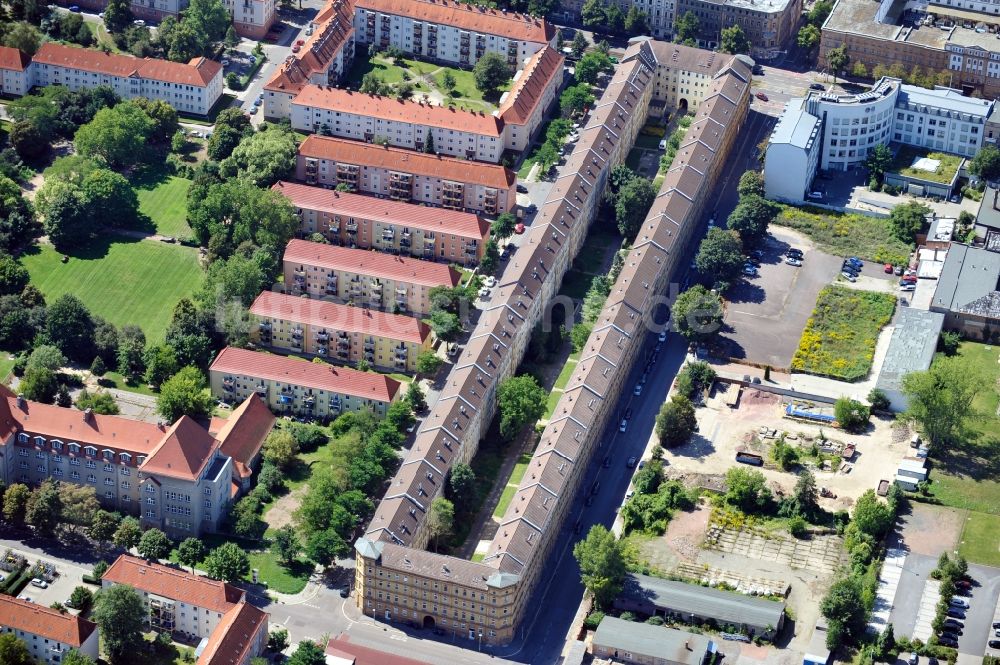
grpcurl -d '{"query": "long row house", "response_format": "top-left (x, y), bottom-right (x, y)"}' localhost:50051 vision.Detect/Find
top-left (352, 45), bottom-right (753, 646)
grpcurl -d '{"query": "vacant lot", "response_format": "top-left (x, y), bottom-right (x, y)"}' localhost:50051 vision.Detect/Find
top-left (22, 237), bottom-right (203, 342)
top-left (959, 511), bottom-right (1000, 567)
top-left (136, 174), bottom-right (193, 238)
top-left (890, 146), bottom-right (963, 185)
top-left (790, 286), bottom-right (896, 381)
top-left (775, 205), bottom-right (912, 265)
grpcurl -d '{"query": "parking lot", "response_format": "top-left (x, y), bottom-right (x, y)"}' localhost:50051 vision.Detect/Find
top-left (4, 548), bottom-right (94, 612)
top-left (720, 228), bottom-right (843, 368)
top-left (887, 503), bottom-right (1000, 656)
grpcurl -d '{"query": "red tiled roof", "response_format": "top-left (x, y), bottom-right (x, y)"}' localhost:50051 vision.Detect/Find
top-left (265, 0), bottom-right (354, 94)
top-left (325, 635), bottom-right (432, 665)
top-left (32, 43), bottom-right (222, 87)
top-left (298, 135), bottom-right (515, 189)
top-left (103, 555), bottom-right (244, 613)
top-left (251, 291), bottom-right (432, 344)
top-left (0, 46), bottom-right (29, 72)
top-left (498, 46), bottom-right (564, 126)
top-left (211, 347), bottom-right (402, 403)
top-left (355, 0), bottom-right (555, 43)
top-left (139, 416), bottom-right (220, 481)
top-left (0, 596), bottom-right (97, 647)
top-left (284, 239), bottom-right (462, 288)
top-left (211, 396), bottom-right (276, 477)
top-left (0, 384), bottom-right (165, 457)
top-left (272, 181), bottom-right (490, 240)
top-left (198, 599), bottom-right (268, 665)
top-left (291, 85), bottom-right (504, 136)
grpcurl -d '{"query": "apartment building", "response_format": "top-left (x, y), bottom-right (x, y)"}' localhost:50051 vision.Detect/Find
top-left (264, 0), bottom-right (355, 119)
top-left (353, 0), bottom-right (557, 69)
top-left (558, 0), bottom-right (676, 40)
top-left (248, 290), bottom-right (433, 372)
top-left (283, 239), bottom-right (462, 314)
top-left (0, 46), bottom-right (30, 96)
top-left (272, 181), bottom-right (491, 264)
top-left (622, 39), bottom-right (738, 116)
top-left (765, 76), bottom-right (993, 200)
top-left (210, 346), bottom-right (402, 419)
top-left (497, 46), bottom-right (565, 152)
top-left (676, 0), bottom-right (801, 58)
top-left (762, 98), bottom-right (822, 202)
top-left (355, 48), bottom-right (751, 646)
top-left (289, 86), bottom-right (505, 162)
top-left (223, 0), bottom-right (275, 39)
top-left (0, 596), bottom-right (99, 665)
top-left (29, 43), bottom-right (224, 116)
top-left (0, 385), bottom-right (273, 538)
top-left (102, 555), bottom-right (268, 665)
top-left (297, 135), bottom-right (516, 215)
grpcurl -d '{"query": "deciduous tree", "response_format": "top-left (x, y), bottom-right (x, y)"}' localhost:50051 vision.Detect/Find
top-left (137, 528), bottom-right (172, 561)
top-left (92, 584), bottom-right (145, 664)
top-left (271, 525), bottom-right (300, 565)
top-left (497, 375), bottom-right (546, 440)
top-left (46, 293), bottom-right (95, 362)
top-left (888, 201), bottom-right (930, 243)
top-left (572, 525), bottom-right (626, 609)
top-left (655, 395), bottom-right (697, 447)
top-left (724, 467), bottom-right (772, 513)
top-left (113, 516), bottom-right (142, 550)
top-left (473, 52), bottom-right (511, 95)
top-left (156, 366), bottom-right (213, 421)
top-left (204, 542), bottom-right (250, 582)
top-left (695, 228), bottom-right (744, 286)
top-left (720, 25), bottom-right (750, 54)
top-left (671, 285), bottom-right (723, 342)
top-left (426, 497), bottom-right (454, 552)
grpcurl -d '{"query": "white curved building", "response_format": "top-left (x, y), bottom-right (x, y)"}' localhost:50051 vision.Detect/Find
top-left (806, 77), bottom-right (899, 172)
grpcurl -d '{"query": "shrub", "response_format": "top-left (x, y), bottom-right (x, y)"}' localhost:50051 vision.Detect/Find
top-left (788, 516), bottom-right (808, 538)
top-left (584, 611), bottom-right (605, 630)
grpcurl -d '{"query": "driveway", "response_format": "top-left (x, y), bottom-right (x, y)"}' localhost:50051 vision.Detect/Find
top-left (720, 228), bottom-right (841, 369)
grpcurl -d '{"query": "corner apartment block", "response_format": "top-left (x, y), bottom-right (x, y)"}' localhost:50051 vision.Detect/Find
top-left (210, 346), bottom-right (403, 419)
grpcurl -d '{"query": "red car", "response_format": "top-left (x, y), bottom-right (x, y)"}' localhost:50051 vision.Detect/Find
top-left (514, 223), bottom-right (525, 234)
top-left (884, 263), bottom-right (893, 273)
top-left (291, 44), bottom-right (301, 53)
top-left (296, 39), bottom-right (305, 46)
top-left (755, 92), bottom-right (769, 102)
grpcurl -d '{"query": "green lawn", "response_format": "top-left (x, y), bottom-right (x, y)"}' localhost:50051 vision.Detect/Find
top-left (572, 228), bottom-right (620, 275)
top-left (247, 552), bottom-right (311, 594)
top-left (21, 238), bottom-right (204, 342)
top-left (492, 452), bottom-right (534, 518)
top-left (926, 342), bottom-right (1000, 514)
top-left (553, 358), bottom-right (578, 391)
top-left (790, 286), bottom-right (896, 381)
top-left (101, 371), bottom-right (157, 397)
top-left (0, 354), bottom-right (15, 384)
top-left (890, 146), bottom-right (963, 185)
top-left (136, 175), bottom-right (193, 238)
top-left (958, 511), bottom-right (1000, 567)
top-left (559, 269), bottom-right (593, 300)
top-left (775, 205), bottom-right (913, 265)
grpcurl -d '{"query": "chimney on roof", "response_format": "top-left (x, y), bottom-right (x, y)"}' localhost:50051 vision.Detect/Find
top-left (83, 408), bottom-right (93, 423)
top-left (16, 395), bottom-right (25, 409)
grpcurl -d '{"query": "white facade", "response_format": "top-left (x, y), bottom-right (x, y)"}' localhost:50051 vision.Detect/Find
top-left (223, 0), bottom-right (276, 38)
top-left (138, 455), bottom-right (233, 537)
top-left (891, 84), bottom-right (991, 158)
top-left (27, 44), bottom-right (224, 116)
top-left (807, 78), bottom-right (898, 171)
top-left (764, 99), bottom-right (821, 202)
top-left (0, 597), bottom-right (100, 665)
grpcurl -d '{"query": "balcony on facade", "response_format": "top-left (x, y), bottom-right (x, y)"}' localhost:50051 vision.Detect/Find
top-left (303, 394), bottom-right (316, 410)
top-left (389, 173), bottom-right (412, 201)
top-left (256, 382), bottom-right (267, 396)
top-left (222, 377), bottom-right (235, 393)
top-left (442, 182), bottom-right (464, 209)
top-left (400, 229), bottom-right (411, 248)
top-left (329, 396), bottom-right (342, 412)
top-left (150, 597), bottom-right (176, 631)
top-left (258, 321), bottom-right (272, 341)
top-left (278, 387), bottom-right (295, 406)
top-left (325, 275), bottom-right (339, 295)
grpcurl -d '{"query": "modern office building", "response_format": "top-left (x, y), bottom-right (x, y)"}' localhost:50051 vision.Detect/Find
top-left (497, 46), bottom-right (565, 152)
top-left (29, 43), bottom-right (224, 116)
top-left (297, 135), bottom-right (517, 215)
top-left (248, 290), bottom-right (433, 371)
top-left (0, 385), bottom-right (273, 538)
top-left (622, 39), bottom-right (746, 116)
top-left (209, 346), bottom-right (402, 419)
top-left (353, 46), bottom-right (751, 646)
top-left (282, 239), bottom-right (462, 314)
top-left (102, 555), bottom-right (269, 665)
top-left (0, 596), bottom-right (99, 665)
top-left (764, 77), bottom-right (993, 201)
top-left (289, 86), bottom-right (505, 162)
top-left (677, 0), bottom-right (801, 59)
top-left (352, 0), bottom-right (557, 69)
top-left (264, 0), bottom-right (355, 118)
top-left (272, 181), bottom-right (491, 264)
top-left (763, 99), bottom-right (821, 202)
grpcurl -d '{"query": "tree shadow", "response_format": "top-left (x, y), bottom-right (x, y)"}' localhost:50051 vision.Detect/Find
top-left (726, 281), bottom-right (766, 305)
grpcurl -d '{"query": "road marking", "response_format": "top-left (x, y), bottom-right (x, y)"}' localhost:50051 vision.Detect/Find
top-left (282, 616), bottom-right (290, 625)
top-left (913, 579), bottom-right (942, 641)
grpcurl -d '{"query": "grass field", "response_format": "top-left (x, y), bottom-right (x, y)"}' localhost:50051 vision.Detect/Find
top-left (492, 452), bottom-right (534, 518)
top-left (958, 511), bottom-right (1000, 567)
top-left (136, 175), bottom-right (193, 238)
top-left (21, 238), bottom-right (203, 342)
top-left (775, 205), bottom-right (913, 265)
top-left (247, 552), bottom-right (312, 594)
top-left (890, 146), bottom-right (963, 185)
top-left (926, 342), bottom-right (1000, 513)
top-left (790, 286), bottom-right (896, 381)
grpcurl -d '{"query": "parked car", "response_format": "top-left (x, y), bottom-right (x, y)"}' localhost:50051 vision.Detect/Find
top-left (484, 275), bottom-right (496, 288)
top-left (516, 184), bottom-right (528, 193)
top-left (30, 578), bottom-right (48, 589)
top-left (900, 276), bottom-right (917, 284)
top-left (624, 407), bottom-right (632, 420)
top-left (514, 222), bottom-right (526, 234)
top-left (755, 92), bottom-right (768, 101)
top-left (909, 654), bottom-right (918, 665)
top-left (626, 456), bottom-right (637, 468)
top-left (846, 257), bottom-right (863, 268)
top-left (785, 257), bottom-right (802, 266)
top-left (950, 597), bottom-right (970, 609)
top-left (68, 4), bottom-right (80, 10)
top-left (339, 587), bottom-right (349, 598)
top-left (295, 39), bottom-right (305, 46)
top-left (221, 59), bottom-right (230, 67)
top-left (809, 83), bottom-right (826, 90)
top-left (292, 44), bottom-right (301, 52)
top-left (633, 383), bottom-right (642, 396)
top-left (743, 266), bottom-right (758, 276)
top-left (841, 271), bottom-right (857, 282)
top-left (658, 139), bottom-right (667, 150)
top-left (894, 265), bottom-right (904, 276)
top-left (940, 628), bottom-right (962, 638)
top-left (946, 608), bottom-right (966, 619)
top-left (900, 284), bottom-right (916, 292)
top-left (944, 618), bottom-right (964, 629)
top-left (884, 263), bottom-right (893, 273)
top-left (619, 419), bottom-right (627, 433)
top-left (477, 286), bottom-right (490, 298)
top-left (956, 580), bottom-right (973, 590)
top-left (938, 637), bottom-right (958, 648)
top-left (787, 248), bottom-right (804, 259)
top-left (990, 640), bottom-right (1000, 649)
top-left (658, 330), bottom-right (667, 342)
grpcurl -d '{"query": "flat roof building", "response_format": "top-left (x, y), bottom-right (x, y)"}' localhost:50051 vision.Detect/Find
top-left (677, 0), bottom-right (801, 60)
top-left (272, 181), bottom-right (491, 264)
top-left (248, 290), bottom-right (432, 372)
top-left (297, 135), bottom-right (516, 215)
top-left (874, 308), bottom-right (945, 412)
top-left (764, 99), bottom-right (821, 203)
top-left (0, 596), bottom-right (99, 665)
top-left (209, 346), bottom-right (402, 419)
top-left (591, 617), bottom-right (715, 665)
top-left (931, 243), bottom-right (1000, 339)
top-left (283, 238), bottom-right (461, 314)
top-left (615, 574), bottom-right (786, 638)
